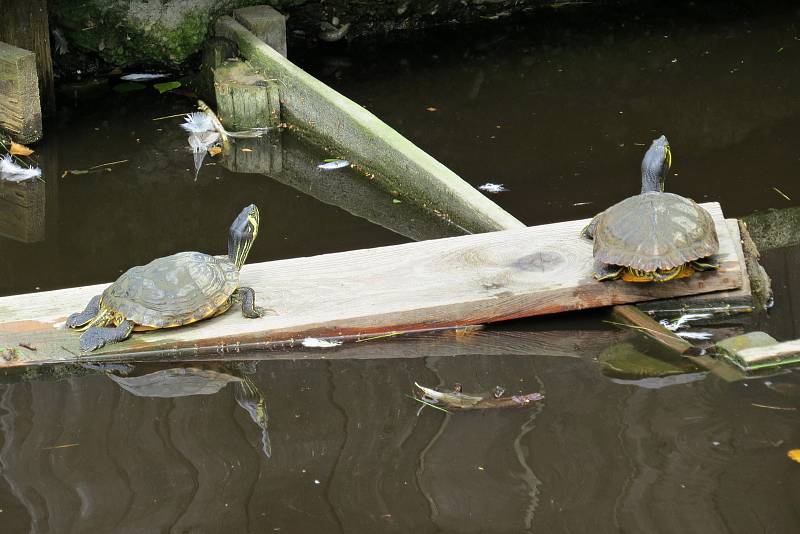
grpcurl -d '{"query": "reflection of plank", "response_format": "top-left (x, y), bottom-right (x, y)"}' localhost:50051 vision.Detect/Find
top-left (0, 203), bottom-right (743, 366)
top-left (0, 177), bottom-right (45, 242)
top-left (0, 41), bottom-right (41, 142)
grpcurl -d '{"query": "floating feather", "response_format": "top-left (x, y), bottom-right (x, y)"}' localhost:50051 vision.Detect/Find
top-left (318, 159), bottom-right (350, 170)
top-left (180, 112), bottom-right (215, 133)
top-left (0, 155), bottom-right (42, 181)
top-left (478, 183), bottom-right (508, 193)
top-left (660, 313), bottom-right (713, 332)
top-left (301, 337), bottom-right (343, 348)
top-left (676, 331), bottom-right (713, 340)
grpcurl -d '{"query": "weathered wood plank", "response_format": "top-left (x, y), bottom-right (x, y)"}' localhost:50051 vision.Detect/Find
top-left (0, 42), bottom-right (42, 143)
top-left (0, 203), bottom-right (743, 366)
top-left (736, 339), bottom-right (800, 367)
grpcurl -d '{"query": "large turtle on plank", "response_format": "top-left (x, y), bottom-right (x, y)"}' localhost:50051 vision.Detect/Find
top-left (66, 204), bottom-right (266, 352)
top-left (582, 135), bottom-right (719, 282)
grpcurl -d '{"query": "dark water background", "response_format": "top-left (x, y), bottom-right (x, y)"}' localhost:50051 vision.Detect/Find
top-left (1, 2), bottom-right (799, 532)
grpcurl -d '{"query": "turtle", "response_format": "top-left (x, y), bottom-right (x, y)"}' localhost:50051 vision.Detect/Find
top-left (66, 204), bottom-right (266, 352)
top-left (581, 135), bottom-right (719, 282)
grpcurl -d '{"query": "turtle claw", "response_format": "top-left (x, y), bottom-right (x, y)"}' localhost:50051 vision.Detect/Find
top-left (66, 295), bottom-right (102, 329)
top-left (79, 329), bottom-right (107, 352)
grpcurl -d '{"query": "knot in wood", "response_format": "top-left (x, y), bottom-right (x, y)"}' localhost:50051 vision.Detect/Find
top-left (512, 250), bottom-right (565, 273)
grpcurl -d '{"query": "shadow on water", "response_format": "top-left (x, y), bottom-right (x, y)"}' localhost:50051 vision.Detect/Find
top-left (1, 1), bottom-right (800, 532)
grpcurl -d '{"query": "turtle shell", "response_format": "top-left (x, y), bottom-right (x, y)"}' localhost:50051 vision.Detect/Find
top-left (593, 192), bottom-right (719, 272)
top-left (102, 251), bottom-right (239, 328)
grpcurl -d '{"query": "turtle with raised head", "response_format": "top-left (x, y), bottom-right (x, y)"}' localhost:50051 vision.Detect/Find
top-left (66, 204), bottom-right (266, 351)
top-left (582, 135), bottom-right (719, 282)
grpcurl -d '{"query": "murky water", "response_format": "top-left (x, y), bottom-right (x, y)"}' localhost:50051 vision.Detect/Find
top-left (1, 3), bottom-right (800, 532)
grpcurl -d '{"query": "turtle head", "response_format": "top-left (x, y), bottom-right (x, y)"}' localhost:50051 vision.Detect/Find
top-left (640, 135), bottom-right (671, 193)
top-left (229, 204), bottom-right (260, 269)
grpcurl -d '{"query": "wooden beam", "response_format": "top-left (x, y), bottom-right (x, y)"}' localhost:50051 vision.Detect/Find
top-left (0, 0), bottom-right (54, 116)
top-left (0, 203), bottom-right (743, 367)
top-left (0, 42), bottom-right (42, 143)
top-left (214, 59), bottom-right (281, 131)
top-left (733, 339), bottom-right (800, 369)
top-left (0, 176), bottom-right (45, 242)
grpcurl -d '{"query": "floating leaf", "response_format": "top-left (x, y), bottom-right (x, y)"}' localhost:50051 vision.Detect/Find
top-left (121, 73), bottom-right (168, 81)
top-left (154, 81), bottom-right (182, 94)
top-left (789, 449), bottom-right (800, 463)
top-left (240, 148), bottom-right (253, 153)
top-left (392, 199), bottom-right (402, 204)
top-left (208, 146), bottom-right (222, 157)
top-left (426, 106), bottom-right (438, 112)
top-left (113, 82), bottom-right (146, 93)
top-left (10, 141), bottom-right (34, 156)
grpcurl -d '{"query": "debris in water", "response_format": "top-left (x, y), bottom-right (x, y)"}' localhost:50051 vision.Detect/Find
top-left (676, 331), bottom-right (713, 340)
top-left (181, 112), bottom-right (215, 134)
top-left (659, 313), bottom-right (712, 331)
top-left (18, 342), bottom-right (37, 351)
top-left (318, 21), bottom-right (351, 42)
top-left (51, 27), bottom-right (69, 55)
top-left (772, 186), bottom-right (791, 201)
top-left (426, 107), bottom-right (438, 112)
top-left (318, 159), bottom-right (350, 170)
top-left (120, 73), bottom-right (169, 81)
top-left (0, 155), bottom-right (42, 181)
top-left (573, 201), bottom-right (593, 206)
top-left (478, 183), bottom-right (508, 193)
top-left (301, 337), bottom-right (343, 348)
top-left (9, 142), bottom-right (34, 156)
top-left (788, 449), bottom-right (800, 463)
top-left (414, 382), bottom-right (543, 410)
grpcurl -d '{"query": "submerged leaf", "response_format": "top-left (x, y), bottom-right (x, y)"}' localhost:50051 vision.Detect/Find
top-left (113, 82), bottom-right (147, 93)
top-left (154, 81), bottom-right (182, 94)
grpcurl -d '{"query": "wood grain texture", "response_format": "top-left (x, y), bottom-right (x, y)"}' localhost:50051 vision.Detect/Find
top-left (0, 203), bottom-right (744, 366)
top-left (736, 339), bottom-right (800, 365)
top-left (0, 177), bottom-right (45, 242)
top-left (0, 41), bottom-right (41, 143)
top-left (0, 0), bottom-right (54, 116)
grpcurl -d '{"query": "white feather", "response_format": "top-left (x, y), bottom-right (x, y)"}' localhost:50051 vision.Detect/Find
top-left (180, 112), bottom-right (215, 133)
top-left (0, 155), bottom-right (42, 181)
top-left (676, 331), bottom-right (713, 340)
top-left (301, 337), bottom-right (343, 348)
top-left (478, 182), bottom-right (508, 193)
top-left (659, 313), bottom-right (713, 331)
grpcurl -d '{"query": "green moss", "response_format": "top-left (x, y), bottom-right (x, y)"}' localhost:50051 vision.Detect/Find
top-left (51, 0), bottom-right (306, 68)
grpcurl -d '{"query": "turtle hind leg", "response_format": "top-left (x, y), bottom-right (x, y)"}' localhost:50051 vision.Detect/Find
top-left (234, 287), bottom-right (272, 319)
top-left (594, 263), bottom-right (624, 281)
top-left (690, 258), bottom-right (719, 271)
top-left (66, 295), bottom-right (102, 329)
top-left (79, 320), bottom-right (134, 352)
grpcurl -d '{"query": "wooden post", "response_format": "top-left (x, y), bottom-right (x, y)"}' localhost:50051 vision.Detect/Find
top-left (214, 59), bottom-right (281, 131)
top-left (233, 5), bottom-right (288, 57)
top-left (0, 0), bottom-right (55, 116)
top-left (0, 42), bottom-right (42, 143)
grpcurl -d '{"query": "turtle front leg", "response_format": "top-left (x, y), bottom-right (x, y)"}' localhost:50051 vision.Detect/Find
top-left (66, 295), bottom-right (102, 329)
top-left (79, 320), bottom-right (134, 352)
top-left (234, 287), bottom-right (271, 318)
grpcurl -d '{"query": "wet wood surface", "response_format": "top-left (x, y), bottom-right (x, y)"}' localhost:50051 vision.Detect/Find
top-left (0, 41), bottom-right (41, 143)
top-left (0, 203), bottom-right (744, 367)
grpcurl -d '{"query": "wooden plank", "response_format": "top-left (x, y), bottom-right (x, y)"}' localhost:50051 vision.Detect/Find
top-left (0, 203), bottom-right (743, 367)
top-left (736, 339), bottom-right (800, 368)
top-left (0, 0), bottom-right (54, 117)
top-left (214, 59), bottom-right (281, 131)
top-left (0, 41), bottom-right (42, 143)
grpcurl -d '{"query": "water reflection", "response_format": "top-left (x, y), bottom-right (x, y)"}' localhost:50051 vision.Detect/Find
top-left (105, 362), bottom-right (272, 458)
top-left (0, 176), bottom-right (46, 243)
